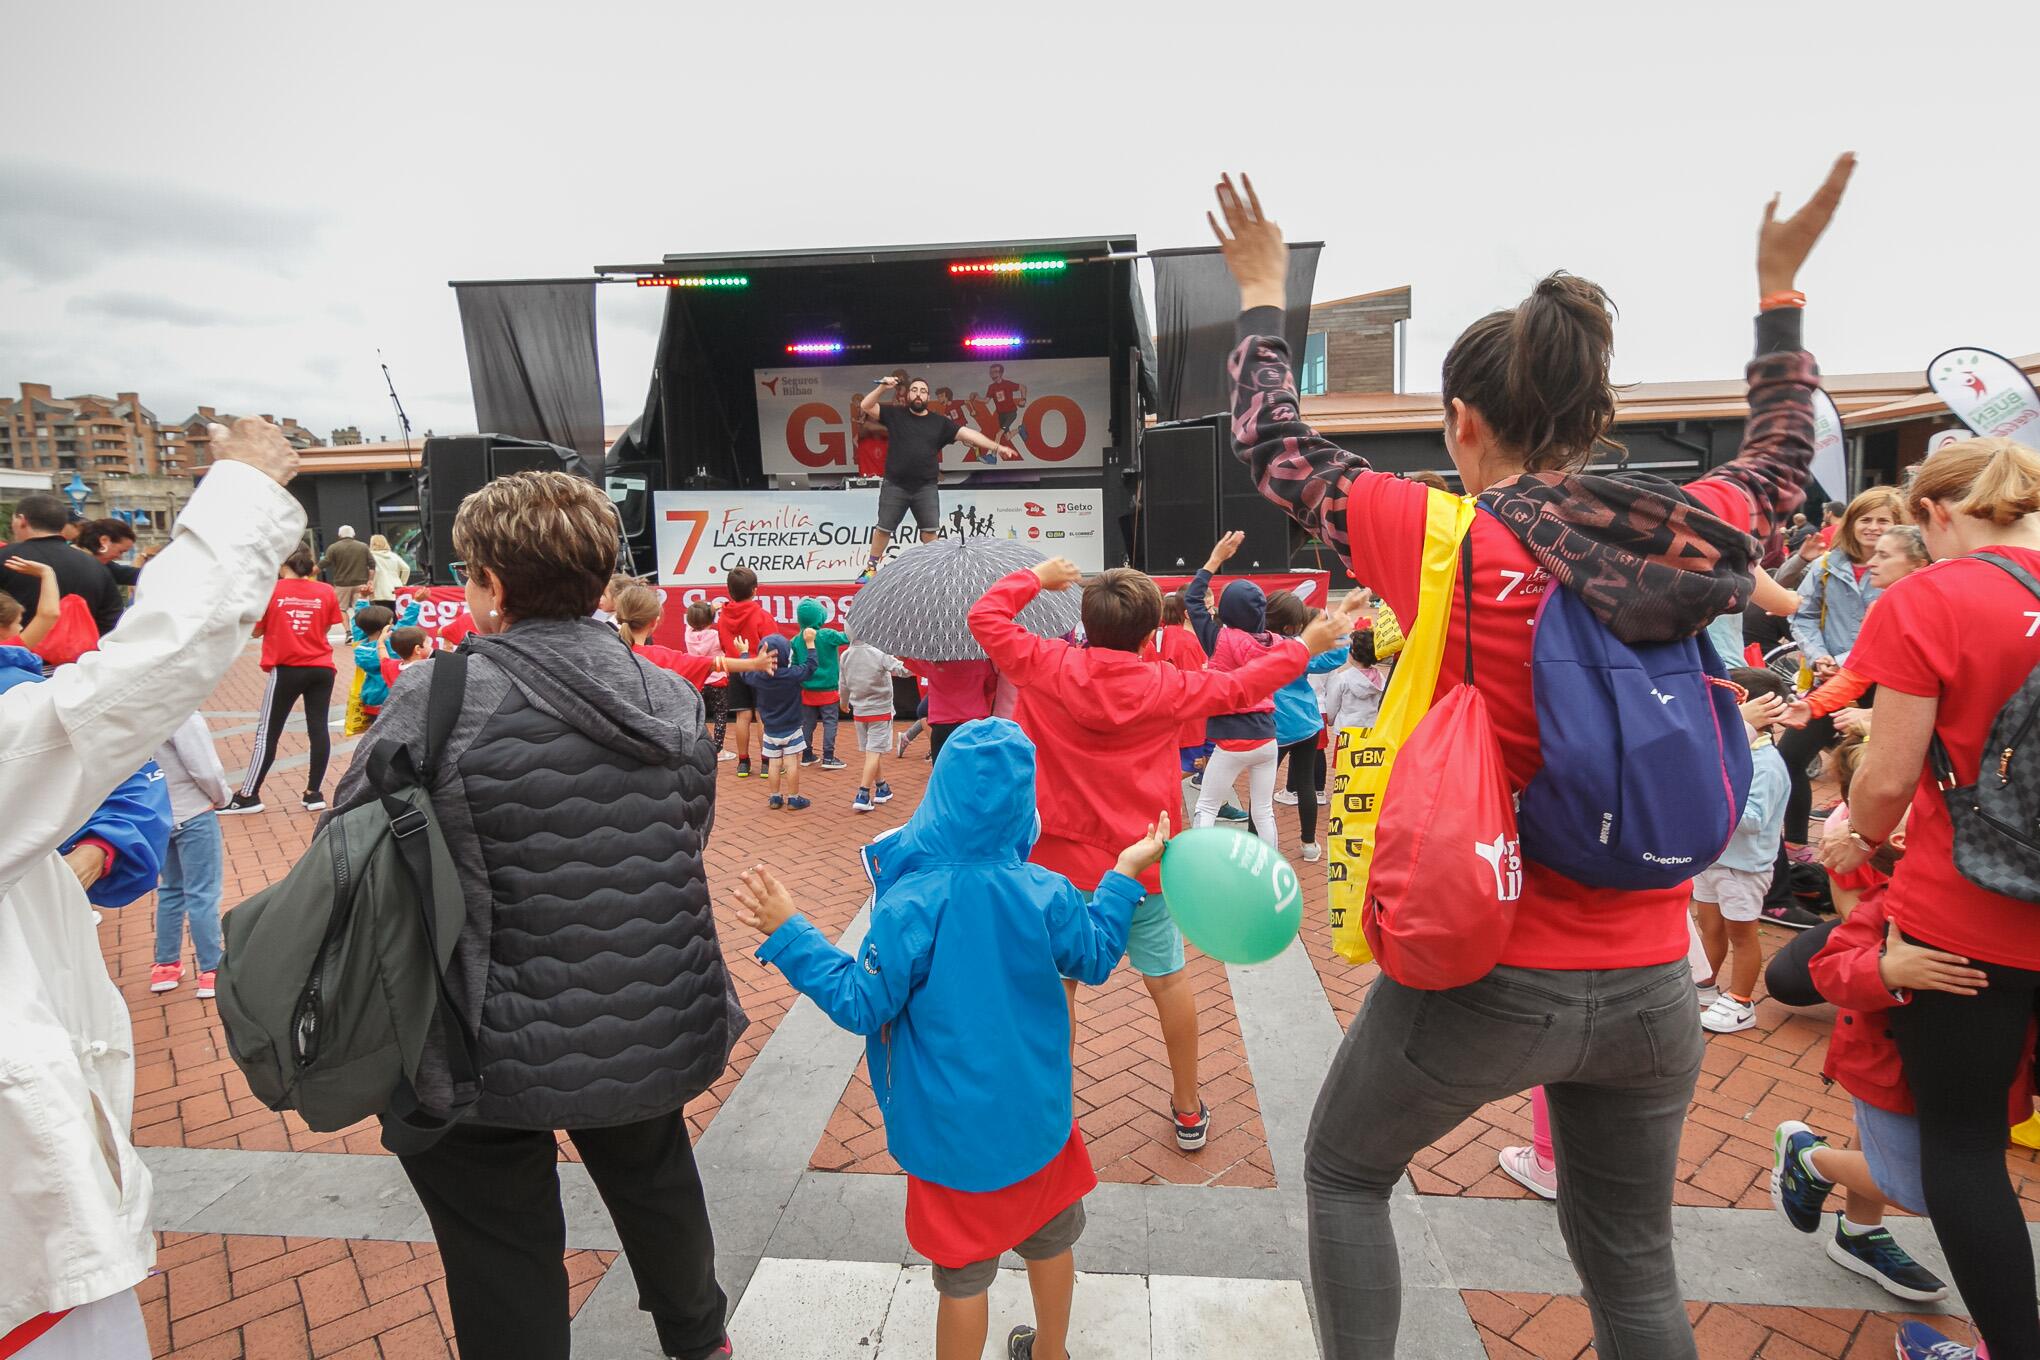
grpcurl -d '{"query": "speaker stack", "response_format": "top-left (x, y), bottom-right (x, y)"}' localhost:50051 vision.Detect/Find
top-left (419, 434), bottom-right (580, 583)
top-left (1136, 415), bottom-right (1291, 574)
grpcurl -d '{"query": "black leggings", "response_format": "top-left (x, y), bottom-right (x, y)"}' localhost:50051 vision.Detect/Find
top-left (929, 721), bottom-right (963, 763)
top-left (1279, 739), bottom-right (1322, 843)
top-left (703, 683), bottom-right (729, 751)
top-left (242, 663), bottom-right (334, 799)
top-left (1890, 945), bottom-right (2040, 1359)
top-left (1761, 916), bottom-right (1840, 1008)
top-left (1775, 712), bottom-right (1837, 844)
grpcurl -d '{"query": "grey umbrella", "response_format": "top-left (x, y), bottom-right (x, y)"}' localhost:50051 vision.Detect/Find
top-left (846, 537), bottom-right (1081, 662)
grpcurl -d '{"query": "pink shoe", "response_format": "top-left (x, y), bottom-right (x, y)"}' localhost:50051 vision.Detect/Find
top-left (195, 971), bottom-right (217, 1000)
top-left (149, 963), bottom-right (182, 993)
top-left (1497, 1145), bottom-right (1558, 1200)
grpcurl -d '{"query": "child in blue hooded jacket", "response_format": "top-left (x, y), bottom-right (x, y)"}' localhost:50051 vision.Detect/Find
top-left (736, 718), bottom-right (1167, 1360)
top-left (748, 628), bottom-right (819, 809)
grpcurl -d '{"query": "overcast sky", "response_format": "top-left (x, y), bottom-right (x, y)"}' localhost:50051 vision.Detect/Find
top-left (4, 0), bottom-right (2036, 443)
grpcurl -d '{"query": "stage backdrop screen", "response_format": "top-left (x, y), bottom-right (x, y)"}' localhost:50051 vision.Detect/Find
top-left (754, 356), bottom-right (1110, 476)
top-left (653, 488), bottom-right (1106, 585)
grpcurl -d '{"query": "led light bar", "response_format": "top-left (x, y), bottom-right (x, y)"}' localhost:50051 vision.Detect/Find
top-left (636, 274), bottom-right (749, 288)
top-left (784, 341), bottom-right (846, 355)
top-left (963, 334), bottom-right (1027, 350)
top-left (948, 258), bottom-right (1069, 276)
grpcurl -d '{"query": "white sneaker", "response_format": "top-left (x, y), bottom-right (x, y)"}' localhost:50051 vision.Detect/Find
top-left (1497, 1145), bottom-right (1558, 1200)
top-left (1700, 995), bottom-right (1756, 1034)
top-left (1302, 843), bottom-right (1323, 862)
top-left (717, 750), bottom-right (737, 762)
top-left (1274, 789), bottom-right (1299, 806)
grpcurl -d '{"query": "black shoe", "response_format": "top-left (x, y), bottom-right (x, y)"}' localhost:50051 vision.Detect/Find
top-left (219, 793), bottom-right (264, 815)
top-left (1762, 901), bottom-right (1823, 930)
top-left (303, 791), bottom-right (327, 812)
top-left (1007, 1325), bottom-right (1036, 1359)
top-left (1826, 1218), bottom-right (1948, 1302)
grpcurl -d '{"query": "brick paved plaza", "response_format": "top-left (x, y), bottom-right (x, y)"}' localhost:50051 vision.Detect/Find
top-left (108, 637), bottom-right (2040, 1358)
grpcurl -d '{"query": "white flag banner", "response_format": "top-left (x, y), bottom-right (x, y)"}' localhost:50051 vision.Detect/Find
top-left (1927, 347), bottom-right (2040, 451)
top-left (1809, 387), bottom-right (1850, 501)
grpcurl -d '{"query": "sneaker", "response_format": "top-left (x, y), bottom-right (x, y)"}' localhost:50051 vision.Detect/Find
top-left (852, 788), bottom-right (875, 813)
top-left (303, 791), bottom-right (327, 813)
top-left (799, 753), bottom-right (819, 767)
top-left (717, 749), bottom-right (737, 762)
top-left (736, 759), bottom-right (752, 778)
top-left (896, 733), bottom-right (914, 758)
top-left (820, 757), bottom-right (847, 771)
top-left (855, 565), bottom-right (878, 586)
top-left (786, 795), bottom-right (811, 811)
top-left (1893, 1320), bottom-right (1976, 1359)
top-left (1496, 1145), bottom-right (1558, 1200)
top-left (1770, 1120), bottom-right (1834, 1233)
top-left (195, 971), bottom-right (217, 1000)
top-left (219, 793), bottom-right (264, 815)
top-left (768, 794), bottom-right (785, 810)
top-left (1274, 789), bottom-right (1299, 806)
top-left (1006, 1324), bottom-right (1040, 1359)
top-left (1786, 843), bottom-right (1817, 866)
top-left (1217, 804), bottom-right (1249, 823)
top-left (149, 963), bottom-right (182, 993)
top-left (1762, 901), bottom-right (1824, 930)
top-left (1826, 1218), bottom-right (1948, 1302)
top-left (1701, 994), bottom-right (1756, 1034)
top-left (1303, 843), bottom-right (1323, 863)
top-left (1174, 1100), bottom-right (1210, 1152)
top-left (874, 781), bottom-right (893, 804)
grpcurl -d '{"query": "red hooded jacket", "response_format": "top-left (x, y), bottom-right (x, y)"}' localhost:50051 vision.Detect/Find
top-left (1141, 625), bottom-right (1211, 751)
top-left (1809, 889), bottom-right (2034, 1123)
top-left (716, 597), bottom-right (779, 660)
top-left (970, 569), bottom-right (1307, 892)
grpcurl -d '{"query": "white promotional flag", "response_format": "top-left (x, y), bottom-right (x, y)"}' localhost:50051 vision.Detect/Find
top-left (1809, 387), bottom-right (1850, 501)
top-left (1927, 348), bottom-right (2040, 451)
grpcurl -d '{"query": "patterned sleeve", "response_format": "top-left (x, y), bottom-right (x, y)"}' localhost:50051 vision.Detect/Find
top-left (1690, 311), bottom-right (1820, 542)
top-left (1227, 308), bottom-right (1368, 568)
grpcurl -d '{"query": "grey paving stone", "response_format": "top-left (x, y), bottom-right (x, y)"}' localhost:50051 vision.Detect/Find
top-left (1224, 939), bottom-right (1343, 1191)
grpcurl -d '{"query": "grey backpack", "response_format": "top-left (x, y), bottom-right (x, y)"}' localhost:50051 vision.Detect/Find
top-left (1929, 552), bottom-right (2040, 904)
top-left (218, 652), bottom-right (481, 1133)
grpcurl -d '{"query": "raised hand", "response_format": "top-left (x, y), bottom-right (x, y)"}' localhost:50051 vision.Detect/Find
top-left (1302, 588), bottom-right (1367, 656)
top-left (1115, 811), bottom-right (1172, 879)
top-left (208, 415), bottom-right (299, 485)
top-left (733, 865), bottom-right (799, 936)
top-left (1207, 173), bottom-right (1288, 312)
top-left (2, 556), bottom-right (53, 578)
top-left (1758, 152), bottom-right (1856, 296)
top-left (1204, 530), bottom-right (1245, 573)
top-left (1032, 557), bottom-right (1083, 591)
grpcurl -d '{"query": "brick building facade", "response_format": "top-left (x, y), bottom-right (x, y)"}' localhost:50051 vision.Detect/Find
top-left (0, 383), bottom-right (168, 477)
top-left (1303, 286), bottom-right (1412, 395)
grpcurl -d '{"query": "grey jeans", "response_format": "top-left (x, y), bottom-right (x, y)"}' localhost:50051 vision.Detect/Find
top-left (1304, 960), bottom-right (1704, 1359)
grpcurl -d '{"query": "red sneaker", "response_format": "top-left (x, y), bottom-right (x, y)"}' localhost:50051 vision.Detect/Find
top-left (195, 971), bottom-right (217, 1000)
top-left (149, 963), bottom-right (182, 993)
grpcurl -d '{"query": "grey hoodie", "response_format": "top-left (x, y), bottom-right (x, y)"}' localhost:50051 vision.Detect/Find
top-left (838, 640), bottom-right (909, 719)
top-left (331, 617), bottom-right (746, 1132)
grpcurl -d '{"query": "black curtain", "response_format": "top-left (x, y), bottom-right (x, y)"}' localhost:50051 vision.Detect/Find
top-left (1150, 244), bottom-right (1320, 422)
top-left (453, 281), bottom-right (606, 478)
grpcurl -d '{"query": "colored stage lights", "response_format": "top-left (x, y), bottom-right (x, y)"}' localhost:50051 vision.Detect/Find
top-left (948, 257), bottom-right (1069, 276)
top-left (636, 274), bottom-right (749, 288)
top-left (784, 340), bottom-right (846, 356)
top-left (963, 334), bottom-right (1029, 350)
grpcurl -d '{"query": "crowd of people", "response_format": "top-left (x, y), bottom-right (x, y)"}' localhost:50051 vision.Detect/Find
top-left (7, 150), bottom-right (2040, 1360)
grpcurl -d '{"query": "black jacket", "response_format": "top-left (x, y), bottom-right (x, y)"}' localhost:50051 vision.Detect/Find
top-left (330, 617), bottom-right (746, 1131)
top-left (0, 536), bottom-right (122, 636)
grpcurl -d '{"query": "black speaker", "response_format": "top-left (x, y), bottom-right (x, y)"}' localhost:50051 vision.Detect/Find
top-left (1138, 420), bottom-right (1220, 572)
top-left (1218, 434), bottom-right (1295, 574)
top-left (419, 436), bottom-right (582, 583)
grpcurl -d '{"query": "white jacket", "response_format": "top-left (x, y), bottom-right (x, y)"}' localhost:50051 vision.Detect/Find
top-left (0, 461), bottom-right (305, 1334)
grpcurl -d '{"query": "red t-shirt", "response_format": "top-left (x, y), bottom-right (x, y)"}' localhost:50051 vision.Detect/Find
top-left (1846, 548), bottom-right (2040, 971)
top-left (254, 579), bottom-right (344, 671)
top-left (905, 1121), bottom-right (1095, 1268)
top-left (855, 432), bottom-right (888, 479)
top-left (1345, 473), bottom-right (1754, 970)
top-left (986, 379), bottom-right (1023, 414)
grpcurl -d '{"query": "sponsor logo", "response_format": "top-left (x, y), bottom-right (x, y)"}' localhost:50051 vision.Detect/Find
top-left (761, 377), bottom-right (782, 396)
top-left (1356, 747), bottom-right (1386, 768)
top-left (1029, 526), bottom-right (1041, 538)
top-left (1055, 501), bottom-right (1095, 516)
top-left (1473, 833), bottom-right (1524, 902)
top-left (1046, 530), bottom-right (1065, 539)
top-left (767, 374), bottom-right (823, 398)
top-left (1650, 688), bottom-right (1675, 705)
top-left (861, 941), bottom-right (882, 975)
top-left (1024, 501), bottom-right (1047, 517)
top-left (1642, 851), bottom-right (1695, 866)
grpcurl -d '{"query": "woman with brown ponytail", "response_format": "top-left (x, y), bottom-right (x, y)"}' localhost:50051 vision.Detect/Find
top-left (1207, 153), bottom-right (1854, 1358)
top-left (1819, 437), bottom-right (2040, 1360)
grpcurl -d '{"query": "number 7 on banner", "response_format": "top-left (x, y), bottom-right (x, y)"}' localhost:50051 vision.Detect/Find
top-left (665, 510), bottom-right (709, 578)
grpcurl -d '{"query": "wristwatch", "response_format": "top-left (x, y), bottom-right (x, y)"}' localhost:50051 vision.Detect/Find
top-left (1848, 829), bottom-right (1885, 854)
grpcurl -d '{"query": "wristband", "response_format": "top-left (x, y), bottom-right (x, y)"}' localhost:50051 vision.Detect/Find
top-left (1849, 829), bottom-right (1885, 853)
top-left (1759, 289), bottom-right (1806, 312)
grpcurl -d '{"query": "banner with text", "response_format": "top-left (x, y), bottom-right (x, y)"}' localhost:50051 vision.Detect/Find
top-left (654, 487), bottom-right (1107, 585)
top-left (754, 356), bottom-right (1110, 475)
top-left (1810, 387), bottom-right (1850, 501)
top-left (1927, 347), bottom-right (2040, 451)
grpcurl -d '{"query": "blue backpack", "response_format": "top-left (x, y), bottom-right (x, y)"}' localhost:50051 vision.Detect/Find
top-left (1516, 582), bottom-right (1754, 890)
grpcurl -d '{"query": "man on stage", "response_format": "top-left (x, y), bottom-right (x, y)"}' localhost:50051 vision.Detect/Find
top-left (855, 375), bottom-right (1011, 582)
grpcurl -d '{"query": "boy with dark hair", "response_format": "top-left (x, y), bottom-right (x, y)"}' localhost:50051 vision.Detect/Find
top-left (717, 566), bottom-right (778, 777)
top-left (969, 557), bottom-right (1360, 1150)
top-left (389, 625), bottom-right (431, 666)
top-left (735, 719), bottom-right (1166, 1360)
top-left (348, 604), bottom-right (401, 733)
top-left (749, 628), bottom-right (818, 810)
top-left (1696, 665), bottom-right (1796, 1034)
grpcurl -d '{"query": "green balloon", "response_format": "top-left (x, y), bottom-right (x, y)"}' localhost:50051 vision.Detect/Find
top-left (1159, 827), bottom-right (1304, 965)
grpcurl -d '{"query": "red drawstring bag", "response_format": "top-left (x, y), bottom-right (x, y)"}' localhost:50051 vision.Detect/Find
top-left (1363, 535), bottom-right (1522, 990)
top-left (30, 594), bottom-right (101, 667)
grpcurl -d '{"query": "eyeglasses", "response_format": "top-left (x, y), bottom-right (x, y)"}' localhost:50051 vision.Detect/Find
top-left (448, 560), bottom-right (468, 585)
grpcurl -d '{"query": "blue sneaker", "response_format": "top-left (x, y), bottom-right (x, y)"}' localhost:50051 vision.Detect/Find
top-left (852, 788), bottom-right (875, 813)
top-left (1825, 1218), bottom-right (1948, 1302)
top-left (1217, 804), bottom-right (1249, 823)
top-left (786, 795), bottom-right (811, 811)
top-left (1893, 1320), bottom-right (1976, 1359)
top-left (768, 794), bottom-right (785, 810)
top-left (874, 781), bottom-right (893, 804)
top-left (1771, 1121), bottom-right (1833, 1233)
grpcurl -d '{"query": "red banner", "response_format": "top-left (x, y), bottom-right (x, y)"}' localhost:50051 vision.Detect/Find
top-left (415, 571), bottom-right (1333, 652)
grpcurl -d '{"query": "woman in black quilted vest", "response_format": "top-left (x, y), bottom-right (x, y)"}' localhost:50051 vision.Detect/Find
top-left (328, 471), bottom-right (742, 1360)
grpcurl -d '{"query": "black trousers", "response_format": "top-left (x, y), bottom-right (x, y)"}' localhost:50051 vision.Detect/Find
top-left (241, 663), bottom-right (334, 799)
top-left (1279, 738), bottom-right (1321, 843)
top-left (1775, 712), bottom-right (1838, 844)
top-left (929, 720), bottom-right (963, 762)
top-left (1760, 915), bottom-right (1840, 1008)
top-left (399, 1109), bottom-right (728, 1360)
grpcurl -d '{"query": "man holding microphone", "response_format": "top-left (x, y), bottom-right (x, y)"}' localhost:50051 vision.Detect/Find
top-left (855, 375), bottom-right (1011, 583)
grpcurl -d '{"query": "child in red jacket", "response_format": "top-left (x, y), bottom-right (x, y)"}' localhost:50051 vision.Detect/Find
top-left (1771, 888), bottom-right (2033, 1306)
top-left (970, 555), bottom-right (1359, 1151)
top-left (717, 566), bottom-right (782, 777)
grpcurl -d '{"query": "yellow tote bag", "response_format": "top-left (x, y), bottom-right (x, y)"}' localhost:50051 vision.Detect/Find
top-left (1326, 492), bottom-right (1477, 963)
